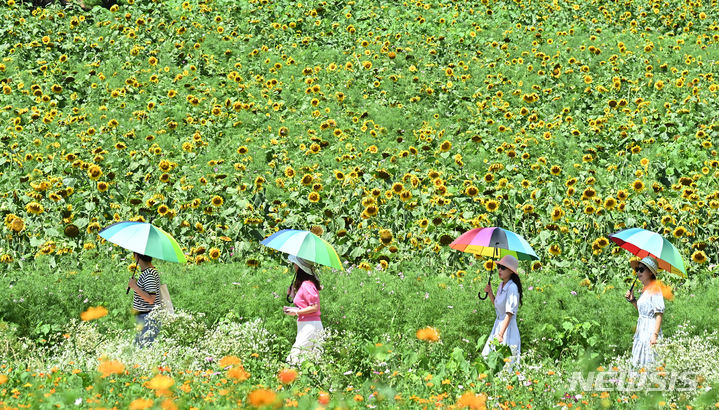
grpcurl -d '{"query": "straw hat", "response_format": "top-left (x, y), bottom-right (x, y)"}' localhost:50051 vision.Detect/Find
top-left (288, 254), bottom-right (316, 276)
top-left (496, 255), bottom-right (519, 275)
top-left (630, 256), bottom-right (659, 276)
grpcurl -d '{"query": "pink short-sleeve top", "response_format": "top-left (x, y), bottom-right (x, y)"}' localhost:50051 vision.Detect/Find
top-left (294, 281), bottom-right (321, 322)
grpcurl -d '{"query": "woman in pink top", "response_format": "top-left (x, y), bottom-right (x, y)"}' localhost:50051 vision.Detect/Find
top-left (283, 255), bottom-right (323, 365)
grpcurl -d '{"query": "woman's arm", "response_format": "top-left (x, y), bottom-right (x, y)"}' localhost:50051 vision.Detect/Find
top-left (496, 312), bottom-right (513, 343)
top-left (484, 282), bottom-right (495, 303)
top-left (286, 304), bottom-right (319, 316)
top-left (650, 313), bottom-right (663, 345)
top-left (128, 279), bottom-right (158, 305)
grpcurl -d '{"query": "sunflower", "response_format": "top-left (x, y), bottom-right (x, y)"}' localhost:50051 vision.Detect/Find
top-left (485, 199), bottom-right (499, 212)
top-left (301, 174), bottom-right (313, 185)
top-left (400, 190), bottom-right (412, 201)
top-left (211, 195), bottom-right (224, 207)
top-left (157, 205), bottom-right (169, 215)
top-left (465, 185), bottom-right (479, 197)
top-left (26, 201), bottom-right (45, 215)
top-left (673, 226), bottom-right (687, 237)
top-left (9, 217), bottom-right (24, 232)
top-left (365, 205), bottom-right (378, 216)
top-left (379, 229), bottom-right (393, 245)
top-left (483, 260), bottom-right (495, 271)
top-left (418, 218), bottom-right (429, 228)
top-left (439, 140), bottom-right (452, 152)
top-left (548, 244), bottom-right (561, 256)
top-left (237, 146), bottom-right (248, 155)
top-left (209, 248), bottom-right (221, 260)
top-left (691, 250), bottom-right (708, 264)
top-left (632, 179), bottom-right (645, 192)
top-left (551, 206), bottom-right (564, 221)
top-left (391, 182), bottom-right (404, 194)
top-left (308, 192), bottom-right (320, 203)
top-left (582, 187), bottom-right (596, 199)
top-left (87, 165), bottom-right (103, 181)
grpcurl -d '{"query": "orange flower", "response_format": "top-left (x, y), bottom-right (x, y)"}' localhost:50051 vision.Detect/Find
top-left (0, 374), bottom-right (8, 385)
top-left (160, 399), bottom-right (178, 410)
top-left (456, 391), bottom-right (487, 409)
top-left (318, 391), bottom-right (330, 405)
top-left (248, 389), bottom-right (277, 407)
top-left (219, 355), bottom-right (242, 368)
top-left (416, 326), bottom-right (440, 342)
top-left (644, 280), bottom-right (674, 301)
top-left (98, 359), bottom-right (125, 378)
top-left (129, 398), bottom-right (154, 410)
top-left (146, 374), bottom-right (174, 391)
top-left (277, 368), bottom-right (298, 384)
top-left (80, 306), bottom-right (108, 321)
top-left (227, 366), bottom-right (250, 381)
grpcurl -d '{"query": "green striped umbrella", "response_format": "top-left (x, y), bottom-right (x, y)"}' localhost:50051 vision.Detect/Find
top-left (609, 227), bottom-right (686, 277)
top-left (260, 229), bottom-right (343, 270)
top-left (100, 221), bottom-right (186, 263)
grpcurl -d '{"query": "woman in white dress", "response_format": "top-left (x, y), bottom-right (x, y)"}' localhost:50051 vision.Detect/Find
top-left (482, 254), bottom-right (522, 365)
top-left (625, 256), bottom-right (670, 368)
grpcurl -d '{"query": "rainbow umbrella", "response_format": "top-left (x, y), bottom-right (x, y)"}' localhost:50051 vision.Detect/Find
top-left (449, 227), bottom-right (538, 299)
top-left (450, 227), bottom-right (539, 261)
top-left (609, 227), bottom-right (686, 278)
top-left (261, 229), bottom-right (343, 271)
top-left (100, 221), bottom-right (187, 263)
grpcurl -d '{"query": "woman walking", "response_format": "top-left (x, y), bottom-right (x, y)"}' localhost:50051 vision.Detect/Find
top-left (283, 255), bottom-right (323, 366)
top-left (128, 252), bottom-right (161, 347)
top-left (481, 254), bottom-right (522, 365)
top-left (625, 256), bottom-right (671, 368)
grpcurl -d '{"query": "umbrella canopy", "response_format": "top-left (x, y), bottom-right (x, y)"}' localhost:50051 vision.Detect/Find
top-left (449, 227), bottom-right (539, 261)
top-left (261, 229), bottom-right (343, 270)
top-left (609, 227), bottom-right (686, 277)
top-left (100, 221), bottom-right (187, 263)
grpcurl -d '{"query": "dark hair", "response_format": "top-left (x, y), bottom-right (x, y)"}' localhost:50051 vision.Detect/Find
top-left (509, 273), bottom-right (523, 305)
top-left (134, 252), bottom-right (152, 263)
top-left (292, 268), bottom-right (321, 293)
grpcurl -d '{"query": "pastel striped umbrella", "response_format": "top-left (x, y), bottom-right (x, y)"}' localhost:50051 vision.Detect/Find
top-left (100, 221), bottom-right (187, 263)
top-left (261, 229), bottom-right (343, 271)
top-left (450, 227), bottom-right (539, 261)
top-left (450, 227), bottom-right (538, 300)
top-left (609, 228), bottom-right (686, 277)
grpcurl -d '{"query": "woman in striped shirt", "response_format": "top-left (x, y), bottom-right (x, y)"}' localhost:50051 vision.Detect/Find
top-left (128, 252), bottom-right (161, 347)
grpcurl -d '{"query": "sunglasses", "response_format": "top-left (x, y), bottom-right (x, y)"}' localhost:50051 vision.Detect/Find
top-left (497, 265), bottom-right (509, 271)
top-left (633, 266), bottom-right (646, 273)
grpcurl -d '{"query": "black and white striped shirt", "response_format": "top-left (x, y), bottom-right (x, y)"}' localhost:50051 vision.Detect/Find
top-left (133, 268), bottom-right (161, 313)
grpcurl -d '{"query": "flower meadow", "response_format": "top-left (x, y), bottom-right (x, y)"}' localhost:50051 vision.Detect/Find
top-left (1, 0), bottom-right (719, 407)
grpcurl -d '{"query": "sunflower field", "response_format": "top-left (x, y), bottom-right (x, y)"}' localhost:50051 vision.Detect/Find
top-left (1, 0), bottom-right (718, 407)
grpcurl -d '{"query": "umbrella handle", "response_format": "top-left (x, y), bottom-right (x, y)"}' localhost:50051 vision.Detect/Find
top-left (126, 265), bottom-right (137, 295)
top-left (286, 270), bottom-right (297, 304)
top-left (479, 245), bottom-right (500, 301)
top-left (478, 275), bottom-right (491, 300)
